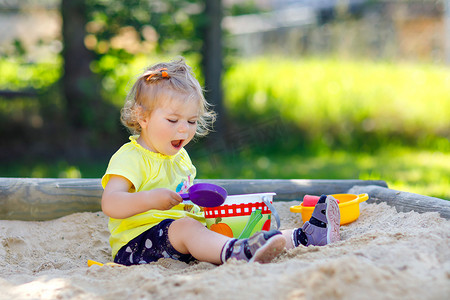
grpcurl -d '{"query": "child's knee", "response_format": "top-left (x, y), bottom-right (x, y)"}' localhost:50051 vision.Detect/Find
top-left (171, 217), bottom-right (202, 231)
top-left (168, 218), bottom-right (203, 254)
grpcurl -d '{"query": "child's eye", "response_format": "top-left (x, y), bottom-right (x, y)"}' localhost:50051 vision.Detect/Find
top-left (167, 119), bottom-right (177, 123)
top-left (188, 120), bottom-right (197, 125)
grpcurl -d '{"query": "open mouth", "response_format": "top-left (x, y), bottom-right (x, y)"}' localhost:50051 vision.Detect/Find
top-left (171, 139), bottom-right (183, 148)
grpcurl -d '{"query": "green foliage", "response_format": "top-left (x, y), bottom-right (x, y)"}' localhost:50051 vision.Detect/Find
top-left (229, 1), bottom-right (265, 16)
top-left (85, 0), bottom-right (205, 59)
top-left (80, 0), bottom-right (208, 123)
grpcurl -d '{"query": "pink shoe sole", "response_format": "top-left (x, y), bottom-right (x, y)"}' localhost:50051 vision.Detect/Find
top-left (326, 196), bottom-right (341, 244)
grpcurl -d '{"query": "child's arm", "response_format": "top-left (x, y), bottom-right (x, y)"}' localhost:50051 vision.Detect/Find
top-left (101, 175), bottom-right (183, 219)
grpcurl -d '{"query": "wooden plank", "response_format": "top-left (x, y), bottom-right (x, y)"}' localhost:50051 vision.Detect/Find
top-left (348, 185), bottom-right (450, 219)
top-left (0, 178), bottom-right (103, 221)
top-left (0, 178), bottom-right (388, 221)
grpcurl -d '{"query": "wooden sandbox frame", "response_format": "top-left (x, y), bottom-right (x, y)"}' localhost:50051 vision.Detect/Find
top-left (0, 178), bottom-right (449, 221)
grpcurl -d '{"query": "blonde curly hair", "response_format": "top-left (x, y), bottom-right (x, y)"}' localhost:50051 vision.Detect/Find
top-left (120, 57), bottom-right (216, 137)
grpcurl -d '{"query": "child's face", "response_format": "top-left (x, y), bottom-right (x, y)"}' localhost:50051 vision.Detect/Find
top-left (138, 97), bottom-right (199, 156)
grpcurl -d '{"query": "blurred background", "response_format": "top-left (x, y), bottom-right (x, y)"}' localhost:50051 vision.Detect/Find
top-left (0, 0), bottom-right (449, 199)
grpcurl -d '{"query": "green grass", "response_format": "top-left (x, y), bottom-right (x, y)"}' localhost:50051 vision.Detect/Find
top-left (0, 57), bottom-right (61, 90)
top-left (192, 148), bottom-right (450, 200)
top-left (224, 57), bottom-right (450, 151)
top-left (1, 148), bottom-right (448, 200)
top-left (0, 159), bottom-right (109, 179)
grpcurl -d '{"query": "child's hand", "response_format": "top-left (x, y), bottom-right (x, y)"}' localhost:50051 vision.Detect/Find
top-left (148, 188), bottom-right (183, 210)
top-left (102, 175), bottom-right (184, 218)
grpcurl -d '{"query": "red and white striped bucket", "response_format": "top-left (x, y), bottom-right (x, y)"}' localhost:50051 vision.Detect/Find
top-left (204, 193), bottom-right (277, 239)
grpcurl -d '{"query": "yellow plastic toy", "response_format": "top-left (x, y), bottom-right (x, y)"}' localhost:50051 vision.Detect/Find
top-left (290, 193), bottom-right (369, 225)
top-left (87, 260), bottom-right (124, 267)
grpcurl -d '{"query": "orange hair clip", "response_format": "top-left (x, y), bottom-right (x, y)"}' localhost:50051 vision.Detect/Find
top-left (146, 68), bottom-right (169, 81)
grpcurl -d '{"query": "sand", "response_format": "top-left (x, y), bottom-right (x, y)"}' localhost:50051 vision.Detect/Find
top-left (0, 201), bottom-right (449, 300)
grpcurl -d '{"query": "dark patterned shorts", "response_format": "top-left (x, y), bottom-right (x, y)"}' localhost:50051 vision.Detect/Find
top-left (114, 219), bottom-right (195, 266)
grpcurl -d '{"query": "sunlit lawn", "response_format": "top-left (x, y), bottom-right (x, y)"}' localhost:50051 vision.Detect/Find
top-left (1, 148), bottom-right (449, 200)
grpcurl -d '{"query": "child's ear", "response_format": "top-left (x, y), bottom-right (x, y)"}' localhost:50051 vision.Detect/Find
top-left (138, 117), bottom-right (148, 129)
top-left (136, 106), bottom-right (149, 129)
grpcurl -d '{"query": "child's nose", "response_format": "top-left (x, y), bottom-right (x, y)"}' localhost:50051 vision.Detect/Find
top-left (178, 122), bottom-right (189, 133)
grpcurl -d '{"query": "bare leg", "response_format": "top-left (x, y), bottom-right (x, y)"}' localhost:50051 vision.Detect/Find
top-left (168, 217), bottom-right (230, 264)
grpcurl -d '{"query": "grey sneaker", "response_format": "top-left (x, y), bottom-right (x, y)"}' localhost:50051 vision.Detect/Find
top-left (293, 195), bottom-right (340, 246)
top-left (221, 230), bottom-right (286, 263)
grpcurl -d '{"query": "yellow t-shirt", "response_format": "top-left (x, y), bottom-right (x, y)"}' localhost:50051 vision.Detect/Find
top-left (101, 136), bottom-right (205, 258)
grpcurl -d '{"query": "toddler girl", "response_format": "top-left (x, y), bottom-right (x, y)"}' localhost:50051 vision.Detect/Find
top-left (101, 57), bottom-right (340, 266)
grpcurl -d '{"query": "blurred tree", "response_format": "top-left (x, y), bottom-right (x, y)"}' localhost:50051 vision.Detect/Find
top-left (60, 0), bottom-right (228, 148)
top-left (61, 0), bottom-right (103, 130)
top-left (201, 0), bottom-right (226, 143)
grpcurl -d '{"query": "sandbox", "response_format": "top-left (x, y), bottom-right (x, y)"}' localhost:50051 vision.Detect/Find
top-left (0, 179), bottom-right (449, 299)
